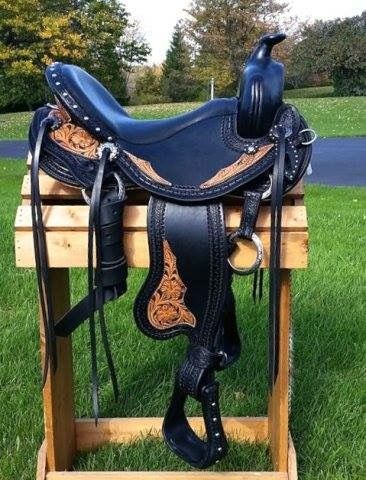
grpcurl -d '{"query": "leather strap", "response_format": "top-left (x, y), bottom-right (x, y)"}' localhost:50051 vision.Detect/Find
top-left (268, 127), bottom-right (287, 389)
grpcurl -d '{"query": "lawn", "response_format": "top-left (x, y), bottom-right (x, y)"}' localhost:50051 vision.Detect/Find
top-left (0, 160), bottom-right (365, 479)
top-left (0, 95), bottom-right (365, 141)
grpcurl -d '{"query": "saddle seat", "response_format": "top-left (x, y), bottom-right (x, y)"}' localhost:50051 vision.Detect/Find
top-left (43, 63), bottom-right (308, 202)
top-left (46, 63), bottom-right (237, 145)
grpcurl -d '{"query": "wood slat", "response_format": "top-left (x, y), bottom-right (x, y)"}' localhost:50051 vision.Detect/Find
top-left (21, 174), bottom-right (304, 200)
top-left (15, 230), bottom-right (308, 269)
top-left (15, 205), bottom-right (307, 232)
top-left (47, 472), bottom-right (288, 480)
top-left (75, 417), bottom-right (268, 451)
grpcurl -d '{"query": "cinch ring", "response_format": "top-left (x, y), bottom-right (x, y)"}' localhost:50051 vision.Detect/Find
top-left (82, 172), bottom-right (125, 205)
top-left (228, 232), bottom-right (263, 276)
top-left (299, 128), bottom-right (317, 146)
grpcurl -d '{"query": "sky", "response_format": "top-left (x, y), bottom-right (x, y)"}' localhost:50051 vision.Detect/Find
top-left (123, 0), bottom-right (365, 64)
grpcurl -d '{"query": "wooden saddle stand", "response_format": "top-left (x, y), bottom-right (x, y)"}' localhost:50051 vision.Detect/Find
top-left (15, 154), bottom-right (308, 480)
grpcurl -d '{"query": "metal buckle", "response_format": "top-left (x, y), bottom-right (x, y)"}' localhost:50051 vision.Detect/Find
top-left (228, 232), bottom-right (263, 276)
top-left (299, 128), bottom-right (317, 146)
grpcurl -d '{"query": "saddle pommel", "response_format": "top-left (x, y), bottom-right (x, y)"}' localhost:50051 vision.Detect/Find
top-left (237, 32), bottom-right (286, 138)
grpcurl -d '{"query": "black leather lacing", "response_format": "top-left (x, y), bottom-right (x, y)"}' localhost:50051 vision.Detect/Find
top-left (31, 124), bottom-right (121, 420)
top-left (86, 147), bottom-right (120, 422)
top-left (30, 117), bottom-right (58, 385)
top-left (268, 127), bottom-right (287, 388)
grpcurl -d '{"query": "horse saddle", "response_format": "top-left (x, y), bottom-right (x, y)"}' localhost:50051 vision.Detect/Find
top-left (28, 33), bottom-right (315, 468)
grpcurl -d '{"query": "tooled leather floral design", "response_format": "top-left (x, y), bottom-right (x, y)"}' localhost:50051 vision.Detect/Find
top-left (200, 143), bottom-right (274, 188)
top-left (124, 151), bottom-right (172, 186)
top-left (147, 240), bottom-right (196, 330)
top-left (50, 122), bottom-right (100, 158)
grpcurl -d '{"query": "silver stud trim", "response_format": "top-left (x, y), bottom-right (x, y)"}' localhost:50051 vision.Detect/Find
top-left (73, 105), bottom-right (78, 109)
top-left (95, 127), bottom-right (101, 132)
top-left (211, 402), bottom-right (216, 407)
top-left (55, 82), bottom-right (60, 86)
top-left (213, 417), bottom-right (217, 422)
top-left (84, 116), bottom-right (89, 121)
top-left (215, 432), bottom-right (220, 437)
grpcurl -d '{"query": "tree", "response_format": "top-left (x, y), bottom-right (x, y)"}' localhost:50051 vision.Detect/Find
top-left (0, 0), bottom-right (86, 110)
top-left (161, 24), bottom-right (199, 102)
top-left (289, 12), bottom-right (366, 95)
top-left (0, 0), bottom-right (150, 111)
top-left (133, 65), bottom-right (163, 104)
top-left (184, 0), bottom-right (286, 95)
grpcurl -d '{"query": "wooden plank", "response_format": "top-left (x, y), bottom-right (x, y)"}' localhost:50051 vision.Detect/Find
top-left (21, 175), bottom-right (81, 200)
top-left (21, 175), bottom-right (304, 200)
top-left (15, 230), bottom-right (308, 269)
top-left (268, 270), bottom-right (291, 472)
top-left (15, 205), bottom-right (308, 232)
top-left (47, 472), bottom-right (288, 480)
top-left (36, 440), bottom-right (47, 480)
top-left (75, 416), bottom-right (268, 451)
top-left (41, 269), bottom-right (76, 471)
top-left (288, 434), bottom-right (297, 480)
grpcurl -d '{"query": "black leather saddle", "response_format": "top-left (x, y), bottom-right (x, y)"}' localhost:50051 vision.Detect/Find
top-left (29, 33), bottom-right (315, 468)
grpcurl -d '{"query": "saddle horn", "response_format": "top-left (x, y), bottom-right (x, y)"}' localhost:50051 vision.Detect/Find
top-left (237, 33), bottom-right (286, 137)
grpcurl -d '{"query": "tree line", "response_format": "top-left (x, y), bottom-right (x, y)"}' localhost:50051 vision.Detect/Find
top-left (0, 0), bottom-right (365, 112)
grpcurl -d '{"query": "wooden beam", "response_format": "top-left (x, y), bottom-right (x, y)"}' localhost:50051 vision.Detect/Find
top-left (288, 434), bottom-right (298, 480)
top-left (15, 230), bottom-right (308, 269)
top-left (15, 205), bottom-right (307, 232)
top-left (47, 472), bottom-right (288, 480)
top-left (21, 174), bottom-right (304, 201)
top-left (36, 440), bottom-right (47, 480)
top-left (75, 416), bottom-right (268, 451)
top-left (268, 270), bottom-right (291, 472)
top-left (41, 269), bottom-right (76, 471)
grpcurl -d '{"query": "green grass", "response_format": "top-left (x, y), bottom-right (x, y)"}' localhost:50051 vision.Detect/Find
top-left (0, 160), bottom-right (365, 479)
top-left (1, 94), bottom-right (365, 140)
top-left (284, 86), bottom-right (334, 99)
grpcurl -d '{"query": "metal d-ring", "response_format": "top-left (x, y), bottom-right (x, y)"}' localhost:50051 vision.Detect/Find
top-left (228, 232), bottom-right (263, 276)
top-left (299, 128), bottom-right (317, 145)
top-left (81, 172), bottom-right (125, 205)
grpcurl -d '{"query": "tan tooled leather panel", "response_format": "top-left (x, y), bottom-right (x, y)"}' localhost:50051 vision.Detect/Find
top-left (200, 143), bottom-right (274, 189)
top-left (147, 240), bottom-right (196, 330)
top-left (50, 122), bottom-right (100, 159)
top-left (124, 151), bottom-right (172, 186)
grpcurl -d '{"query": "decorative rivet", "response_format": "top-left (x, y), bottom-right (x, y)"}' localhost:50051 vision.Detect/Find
top-left (55, 82), bottom-right (60, 86)
top-left (215, 432), bottom-right (220, 437)
top-left (84, 116), bottom-right (89, 121)
top-left (215, 460), bottom-right (220, 464)
top-left (62, 92), bottom-right (68, 97)
top-left (73, 104), bottom-right (78, 109)
top-left (211, 402), bottom-right (216, 407)
top-left (213, 417), bottom-right (217, 422)
top-left (95, 127), bottom-right (101, 132)
top-left (218, 447), bottom-right (222, 452)
top-left (107, 136), bottom-right (113, 141)
top-left (52, 73), bottom-right (57, 78)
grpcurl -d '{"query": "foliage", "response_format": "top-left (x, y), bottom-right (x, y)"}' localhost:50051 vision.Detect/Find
top-left (161, 24), bottom-right (200, 102)
top-left (289, 12), bottom-right (366, 96)
top-left (0, 0), bottom-right (150, 111)
top-left (184, 0), bottom-right (286, 96)
top-left (133, 66), bottom-right (164, 105)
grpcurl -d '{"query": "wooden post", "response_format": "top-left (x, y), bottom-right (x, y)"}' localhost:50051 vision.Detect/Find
top-left (40, 268), bottom-right (76, 471)
top-left (268, 269), bottom-right (291, 471)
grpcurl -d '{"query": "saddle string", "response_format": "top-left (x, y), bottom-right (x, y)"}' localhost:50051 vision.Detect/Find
top-left (30, 116), bottom-right (59, 385)
top-left (268, 127), bottom-right (287, 388)
top-left (87, 147), bottom-right (120, 423)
